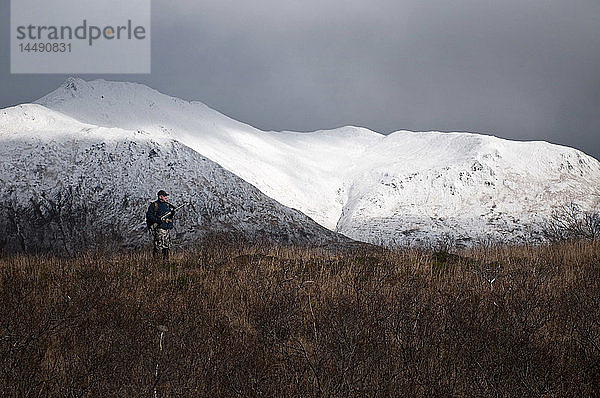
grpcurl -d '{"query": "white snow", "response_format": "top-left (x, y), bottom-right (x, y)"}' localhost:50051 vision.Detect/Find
top-left (0, 99), bottom-right (343, 253)
top-left (3, 77), bottom-right (598, 246)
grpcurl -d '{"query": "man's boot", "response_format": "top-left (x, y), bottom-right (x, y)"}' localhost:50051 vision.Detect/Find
top-left (162, 248), bottom-right (169, 261)
top-left (153, 247), bottom-right (160, 260)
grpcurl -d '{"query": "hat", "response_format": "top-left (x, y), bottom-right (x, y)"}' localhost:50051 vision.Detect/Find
top-left (157, 190), bottom-right (169, 197)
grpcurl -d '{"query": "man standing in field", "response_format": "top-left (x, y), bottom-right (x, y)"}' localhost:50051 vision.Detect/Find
top-left (146, 190), bottom-right (176, 260)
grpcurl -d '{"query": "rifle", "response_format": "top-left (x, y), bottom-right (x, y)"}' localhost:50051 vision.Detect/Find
top-left (148, 203), bottom-right (186, 231)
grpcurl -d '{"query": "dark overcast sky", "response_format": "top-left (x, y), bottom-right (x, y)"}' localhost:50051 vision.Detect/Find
top-left (2, 0), bottom-right (600, 160)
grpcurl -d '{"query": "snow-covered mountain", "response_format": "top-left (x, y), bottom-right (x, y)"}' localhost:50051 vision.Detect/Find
top-left (337, 131), bottom-right (600, 245)
top-left (2, 77), bottom-right (599, 251)
top-left (0, 102), bottom-right (347, 254)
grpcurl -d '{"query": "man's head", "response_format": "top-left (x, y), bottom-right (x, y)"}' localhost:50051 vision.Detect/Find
top-left (157, 190), bottom-right (168, 202)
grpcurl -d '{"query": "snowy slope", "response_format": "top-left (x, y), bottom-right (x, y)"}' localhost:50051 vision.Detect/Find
top-left (338, 131), bottom-right (600, 245)
top-left (0, 103), bottom-right (347, 253)
top-left (36, 78), bottom-right (384, 229)
top-left (9, 77), bottom-right (600, 247)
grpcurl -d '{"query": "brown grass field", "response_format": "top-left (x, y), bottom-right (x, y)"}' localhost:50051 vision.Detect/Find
top-left (1, 240), bottom-right (599, 397)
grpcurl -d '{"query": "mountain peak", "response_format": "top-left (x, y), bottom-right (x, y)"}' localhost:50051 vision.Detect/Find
top-left (62, 76), bottom-right (86, 92)
top-left (38, 78), bottom-right (166, 106)
top-left (5, 78), bottom-right (600, 247)
top-left (34, 78), bottom-right (247, 134)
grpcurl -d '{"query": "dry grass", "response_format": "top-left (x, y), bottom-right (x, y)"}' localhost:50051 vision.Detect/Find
top-left (1, 240), bottom-right (599, 397)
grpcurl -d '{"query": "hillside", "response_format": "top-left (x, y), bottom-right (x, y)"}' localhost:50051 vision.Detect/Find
top-left (30, 78), bottom-right (600, 246)
top-left (0, 103), bottom-right (346, 253)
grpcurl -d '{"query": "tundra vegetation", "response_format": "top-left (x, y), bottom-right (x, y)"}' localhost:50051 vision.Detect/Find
top-left (1, 234), bottom-right (599, 397)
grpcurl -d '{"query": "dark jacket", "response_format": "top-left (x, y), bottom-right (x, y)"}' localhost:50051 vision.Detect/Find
top-left (146, 200), bottom-right (175, 230)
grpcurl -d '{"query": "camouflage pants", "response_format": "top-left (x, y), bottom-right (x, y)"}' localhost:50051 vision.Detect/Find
top-left (153, 228), bottom-right (171, 251)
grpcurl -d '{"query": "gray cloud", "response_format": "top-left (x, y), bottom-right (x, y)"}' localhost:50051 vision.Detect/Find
top-left (1, 0), bottom-right (599, 159)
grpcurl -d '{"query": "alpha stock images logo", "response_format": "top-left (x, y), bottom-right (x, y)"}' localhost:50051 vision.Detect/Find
top-left (11, 0), bottom-right (151, 74)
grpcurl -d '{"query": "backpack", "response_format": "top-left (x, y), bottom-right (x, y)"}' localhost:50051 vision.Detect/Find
top-left (146, 201), bottom-right (159, 230)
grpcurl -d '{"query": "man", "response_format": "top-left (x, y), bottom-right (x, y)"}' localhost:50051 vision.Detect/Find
top-left (146, 189), bottom-right (176, 260)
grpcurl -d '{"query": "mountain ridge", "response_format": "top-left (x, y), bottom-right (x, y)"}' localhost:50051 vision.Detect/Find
top-left (0, 99), bottom-right (349, 253)
top-left (3, 77), bottom-right (599, 248)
